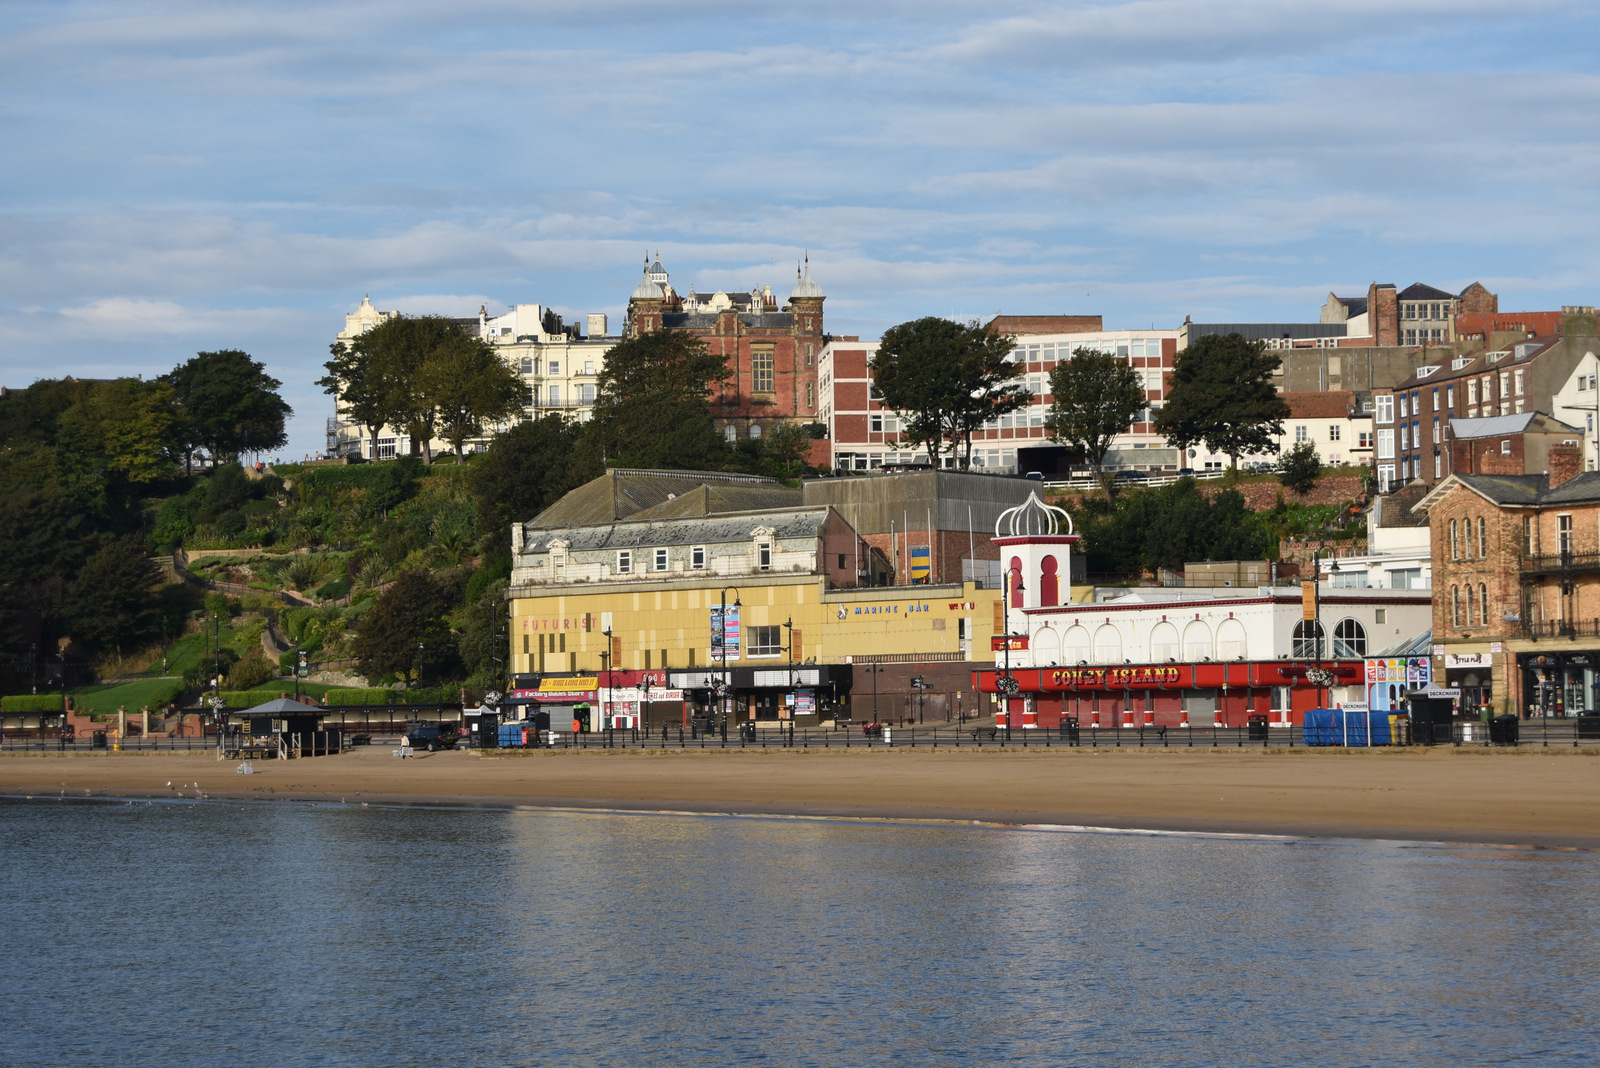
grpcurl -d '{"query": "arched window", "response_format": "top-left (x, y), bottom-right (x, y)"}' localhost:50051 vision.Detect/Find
top-left (1063, 626), bottom-right (1091, 663)
top-left (1478, 517), bottom-right (1487, 557)
top-left (1040, 555), bottom-right (1059, 607)
top-left (520, 356), bottom-right (533, 374)
top-left (1466, 584), bottom-right (1476, 626)
top-left (1332, 618), bottom-right (1366, 657)
top-left (749, 424), bottom-right (762, 440)
top-left (1216, 617), bottom-right (1248, 660)
top-left (724, 425), bottom-right (737, 442)
top-left (1033, 626), bottom-right (1060, 664)
top-left (1093, 624), bottom-right (1122, 664)
top-left (1149, 621), bottom-right (1179, 661)
top-left (1292, 620), bottom-right (1324, 659)
top-left (1449, 520), bottom-right (1459, 560)
top-left (1452, 585), bottom-right (1462, 625)
top-left (1480, 583), bottom-right (1489, 625)
top-left (1182, 619), bottom-right (1213, 660)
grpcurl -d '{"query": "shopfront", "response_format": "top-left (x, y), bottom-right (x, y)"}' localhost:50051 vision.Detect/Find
top-left (669, 665), bottom-right (854, 726)
top-left (1519, 651), bottom-right (1600, 718)
top-left (973, 661), bottom-right (1363, 728)
top-left (1441, 652), bottom-right (1492, 715)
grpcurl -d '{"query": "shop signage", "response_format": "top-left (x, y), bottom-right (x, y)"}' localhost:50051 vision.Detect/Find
top-left (1420, 686), bottom-right (1461, 699)
top-left (795, 689), bottom-right (816, 715)
top-left (1046, 665), bottom-right (1181, 688)
top-left (1490, 642), bottom-right (1504, 653)
top-left (1364, 657), bottom-right (1432, 687)
top-left (1444, 653), bottom-right (1490, 669)
top-left (1340, 701), bottom-right (1369, 712)
top-left (992, 635), bottom-right (1029, 652)
top-left (710, 605), bottom-right (740, 662)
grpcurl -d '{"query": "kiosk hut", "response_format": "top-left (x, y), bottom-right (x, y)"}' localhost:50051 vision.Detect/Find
top-left (222, 697), bottom-right (340, 759)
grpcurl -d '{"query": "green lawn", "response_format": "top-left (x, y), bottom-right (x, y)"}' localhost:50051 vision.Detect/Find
top-left (70, 678), bottom-right (187, 715)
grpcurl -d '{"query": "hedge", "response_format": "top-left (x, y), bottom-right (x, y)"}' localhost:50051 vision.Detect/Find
top-left (2, 693), bottom-right (65, 713)
top-left (323, 687), bottom-right (395, 707)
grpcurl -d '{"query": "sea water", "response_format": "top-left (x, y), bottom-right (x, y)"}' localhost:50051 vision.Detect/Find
top-left (1, 798), bottom-right (1597, 1067)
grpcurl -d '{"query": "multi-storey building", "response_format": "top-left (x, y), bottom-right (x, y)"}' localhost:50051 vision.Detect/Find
top-left (328, 295), bottom-right (616, 460)
top-left (1322, 281), bottom-right (1499, 347)
top-left (1417, 442), bottom-right (1600, 717)
top-left (624, 254), bottom-right (825, 444)
top-left (1372, 307), bottom-right (1600, 490)
top-left (818, 323), bottom-right (1185, 475)
top-left (1274, 391), bottom-right (1372, 468)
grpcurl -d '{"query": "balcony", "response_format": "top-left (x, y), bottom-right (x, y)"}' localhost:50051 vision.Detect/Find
top-left (1520, 551), bottom-right (1600, 576)
top-left (1521, 619), bottom-right (1600, 640)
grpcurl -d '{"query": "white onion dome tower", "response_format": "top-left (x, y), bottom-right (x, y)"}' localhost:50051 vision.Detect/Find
top-left (992, 491), bottom-right (1078, 610)
top-left (789, 252), bottom-right (824, 300)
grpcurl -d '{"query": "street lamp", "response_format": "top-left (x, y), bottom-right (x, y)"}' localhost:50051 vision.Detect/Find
top-left (999, 575), bottom-right (1027, 740)
top-left (718, 587), bottom-right (741, 730)
top-left (863, 663), bottom-right (886, 723)
top-left (601, 626), bottom-right (613, 729)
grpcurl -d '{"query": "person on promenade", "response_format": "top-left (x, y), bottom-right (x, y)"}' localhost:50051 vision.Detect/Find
top-left (399, 731), bottom-right (413, 759)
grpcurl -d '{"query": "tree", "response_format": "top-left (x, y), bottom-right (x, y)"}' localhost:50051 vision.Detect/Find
top-left (352, 571), bottom-right (458, 682)
top-left (421, 333), bottom-right (525, 462)
top-left (164, 350), bottom-right (291, 469)
top-left (58, 379), bottom-right (180, 485)
top-left (1045, 347), bottom-right (1147, 496)
top-left (1280, 441), bottom-right (1322, 496)
top-left (871, 318), bottom-right (1027, 469)
top-left (470, 415), bottom-right (598, 557)
top-left (1153, 333), bottom-right (1289, 471)
top-left (584, 330), bottom-right (730, 469)
top-left (318, 338), bottom-right (391, 454)
top-left (761, 421), bottom-right (821, 478)
top-left (61, 535), bottom-right (160, 655)
top-left (320, 316), bottom-right (468, 461)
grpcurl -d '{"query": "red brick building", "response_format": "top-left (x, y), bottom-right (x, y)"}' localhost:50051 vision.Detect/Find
top-left (625, 254), bottom-right (825, 444)
top-left (1418, 442), bottom-right (1600, 716)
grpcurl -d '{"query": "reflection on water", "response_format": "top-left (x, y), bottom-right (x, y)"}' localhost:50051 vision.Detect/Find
top-left (2, 799), bottom-right (1597, 1067)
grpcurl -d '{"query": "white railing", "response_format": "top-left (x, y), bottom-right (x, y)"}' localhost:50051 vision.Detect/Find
top-left (1041, 470), bottom-right (1228, 491)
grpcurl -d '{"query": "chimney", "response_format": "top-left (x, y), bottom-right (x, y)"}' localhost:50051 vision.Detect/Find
top-left (1549, 442), bottom-right (1582, 489)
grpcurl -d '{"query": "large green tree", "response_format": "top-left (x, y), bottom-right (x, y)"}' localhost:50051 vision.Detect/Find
top-left (584, 330), bottom-right (730, 469)
top-left (163, 350), bottom-right (291, 469)
top-left (352, 571), bottom-right (460, 683)
top-left (871, 318), bottom-right (1027, 469)
top-left (422, 334), bottom-right (525, 462)
top-left (57, 379), bottom-right (180, 484)
top-left (61, 535), bottom-right (161, 655)
top-left (320, 315), bottom-right (469, 461)
top-left (470, 415), bottom-right (599, 557)
top-left (1045, 347), bottom-right (1147, 496)
top-left (1153, 333), bottom-right (1289, 470)
top-left (1279, 441), bottom-right (1322, 496)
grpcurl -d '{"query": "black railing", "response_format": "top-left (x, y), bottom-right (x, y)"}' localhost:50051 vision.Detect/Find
top-left (1521, 619), bottom-right (1600, 639)
top-left (1521, 551), bottom-right (1600, 574)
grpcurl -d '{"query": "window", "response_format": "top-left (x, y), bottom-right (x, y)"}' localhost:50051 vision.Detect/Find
top-left (1501, 439), bottom-right (1511, 456)
top-left (1466, 584), bottom-right (1476, 626)
top-left (1468, 380), bottom-right (1478, 405)
top-left (1452, 585), bottom-right (1462, 626)
top-left (524, 387), bottom-right (535, 407)
top-left (806, 382), bottom-right (814, 409)
top-left (548, 385), bottom-right (561, 405)
top-left (870, 414), bottom-right (883, 433)
top-left (1450, 519), bottom-right (1459, 560)
top-left (1559, 514), bottom-right (1573, 554)
top-left (653, 548), bottom-right (669, 572)
top-left (579, 384), bottom-right (596, 404)
top-left (748, 625), bottom-right (783, 658)
top-left (691, 546), bottom-right (706, 570)
top-left (1524, 515), bottom-right (1537, 555)
top-left (1378, 463), bottom-right (1396, 492)
top-left (757, 541), bottom-right (772, 570)
top-left (1359, 431), bottom-right (1373, 449)
top-left (1434, 453), bottom-right (1442, 478)
top-left (724, 425), bottom-right (737, 442)
top-left (1431, 388), bottom-right (1439, 411)
top-left (616, 550), bottom-right (633, 575)
top-left (520, 357), bottom-right (533, 374)
top-left (1292, 620), bottom-right (1325, 659)
top-left (752, 349), bottom-right (774, 393)
top-left (1332, 619), bottom-right (1367, 658)
top-left (1514, 369), bottom-right (1524, 396)
top-left (749, 424), bottom-right (762, 440)
top-left (1329, 425), bottom-right (1341, 441)
top-left (548, 360), bottom-right (560, 375)
top-left (1377, 429), bottom-right (1395, 459)
top-left (1375, 395), bottom-right (1394, 424)
top-left (1295, 425), bottom-right (1308, 443)
top-left (1446, 385), bottom-right (1455, 407)
top-left (1404, 329), bottom-right (1418, 346)
top-left (1478, 517), bottom-right (1487, 558)
top-left (1400, 426), bottom-right (1408, 451)
top-left (584, 360), bottom-right (595, 375)
top-left (1480, 583), bottom-right (1490, 626)
top-left (1398, 395), bottom-right (1408, 419)
top-left (1376, 609), bottom-right (1387, 624)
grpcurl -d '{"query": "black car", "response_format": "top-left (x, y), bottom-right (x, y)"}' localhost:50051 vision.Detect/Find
top-left (404, 724), bottom-right (461, 752)
top-left (1112, 469), bottom-right (1147, 482)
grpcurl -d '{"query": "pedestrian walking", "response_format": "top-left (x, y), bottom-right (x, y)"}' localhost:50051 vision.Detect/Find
top-left (399, 731), bottom-right (413, 759)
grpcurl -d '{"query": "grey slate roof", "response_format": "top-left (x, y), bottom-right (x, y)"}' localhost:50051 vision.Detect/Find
top-left (1452, 473), bottom-right (1544, 506)
top-left (523, 507), bottom-right (832, 553)
top-left (1450, 412), bottom-right (1580, 439)
top-left (529, 469), bottom-right (783, 529)
top-left (238, 697), bottom-right (324, 714)
top-left (661, 312), bottom-right (794, 330)
top-left (628, 483), bottom-right (803, 521)
top-left (1537, 471), bottom-right (1600, 505)
top-left (1333, 295), bottom-right (1368, 316)
top-left (1184, 323), bottom-right (1345, 342)
top-left (1399, 283), bottom-right (1455, 301)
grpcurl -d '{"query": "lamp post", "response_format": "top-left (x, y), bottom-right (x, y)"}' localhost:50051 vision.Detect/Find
top-left (783, 617), bottom-right (795, 723)
top-left (1304, 550), bottom-right (1335, 710)
top-left (601, 626), bottom-right (613, 729)
top-left (998, 574), bottom-right (1027, 741)
top-left (718, 587), bottom-right (741, 729)
top-left (864, 663), bottom-right (886, 724)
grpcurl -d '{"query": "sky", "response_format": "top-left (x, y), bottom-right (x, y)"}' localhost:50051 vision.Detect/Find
top-left (3, 0), bottom-right (1599, 456)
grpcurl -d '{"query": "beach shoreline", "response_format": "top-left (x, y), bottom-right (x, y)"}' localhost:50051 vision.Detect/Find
top-left (5, 746), bottom-right (1599, 849)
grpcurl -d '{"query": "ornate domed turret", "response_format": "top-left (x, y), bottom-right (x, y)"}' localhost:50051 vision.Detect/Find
top-left (631, 277), bottom-right (665, 301)
top-left (789, 253), bottom-right (823, 300)
top-left (631, 253), bottom-right (667, 301)
top-left (995, 492), bottom-right (1073, 538)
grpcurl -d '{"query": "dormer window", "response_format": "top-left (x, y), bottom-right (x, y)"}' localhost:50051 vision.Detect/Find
top-left (758, 542), bottom-right (772, 570)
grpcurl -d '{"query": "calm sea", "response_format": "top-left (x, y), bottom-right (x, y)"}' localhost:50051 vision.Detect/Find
top-left (1, 798), bottom-right (1596, 1067)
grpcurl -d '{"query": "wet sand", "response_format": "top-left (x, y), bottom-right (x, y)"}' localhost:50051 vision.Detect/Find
top-left (5, 745), bottom-right (1599, 847)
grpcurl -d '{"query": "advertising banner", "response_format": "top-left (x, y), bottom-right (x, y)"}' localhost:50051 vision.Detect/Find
top-left (710, 605), bottom-right (741, 663)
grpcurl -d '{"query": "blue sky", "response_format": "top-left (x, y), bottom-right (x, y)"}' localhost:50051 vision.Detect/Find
top-left (3, 0), bottom-right (1599, 455)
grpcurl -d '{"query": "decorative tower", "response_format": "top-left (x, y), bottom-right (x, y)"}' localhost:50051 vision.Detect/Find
top-left (992, 493), bottom-right (1078, 728)
top-left (626, 254), bottom-right (667, 336)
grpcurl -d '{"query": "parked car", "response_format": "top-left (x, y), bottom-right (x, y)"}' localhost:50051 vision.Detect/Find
top-left (1113, 469), bottom-right (1147, 482)
top-left (403, 723), bottom-right (461, 752)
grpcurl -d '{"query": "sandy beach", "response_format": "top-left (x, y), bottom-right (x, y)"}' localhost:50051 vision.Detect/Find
top-left (5, 745), bottom-right (1600, 847)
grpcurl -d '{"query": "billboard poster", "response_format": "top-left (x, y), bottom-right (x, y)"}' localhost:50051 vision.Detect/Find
top-left (794, 689), bottom-right (815, 715)
top-left (910, 545), bottom-right (931, 583)
top-left (710, 605), bottom-right (741, 662)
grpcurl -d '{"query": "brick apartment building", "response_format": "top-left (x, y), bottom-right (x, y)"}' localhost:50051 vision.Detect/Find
top-left (1418, 442), bottom-right (1600, 717)
top-left (818, 317), bottom-right (1188, 475)
top-left (1372, 307), bottom-right (1600, 490)
top-left (1322, 281), bottom-right (1499, 347)
top-left (625, 254), bottom-right (827, 445)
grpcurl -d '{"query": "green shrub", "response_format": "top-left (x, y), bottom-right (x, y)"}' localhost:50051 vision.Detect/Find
top-left (315, 577), bottom-right (350, 601)
top-left (225, 655), bottom-right (278, 691)
top-left (2, 693), bottom-right (65, 713)
top-left (323, 687), bottom-right (394, 706)
top-left (218, 689), bottom-right (291, 708)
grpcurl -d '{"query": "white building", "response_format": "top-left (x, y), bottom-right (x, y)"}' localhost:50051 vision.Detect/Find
top-left (1273, 391), bottom-right (1373, 468)
top-left (328, 296), bottom-right (617, 460)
